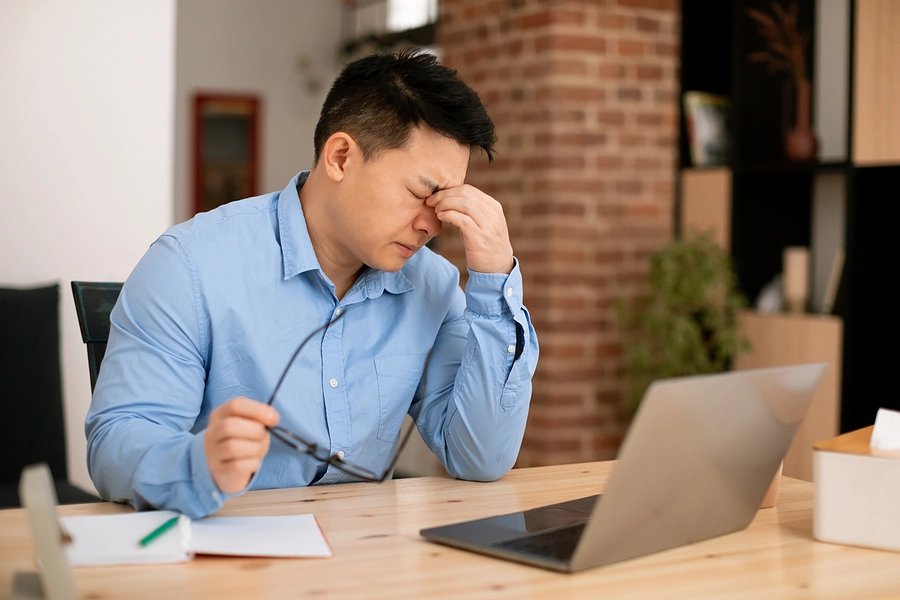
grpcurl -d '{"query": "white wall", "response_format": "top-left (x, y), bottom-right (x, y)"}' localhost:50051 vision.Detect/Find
top-left (0, 1), bottom-right (177, 492)
top-left (173, 0), bottom-right (343, 222)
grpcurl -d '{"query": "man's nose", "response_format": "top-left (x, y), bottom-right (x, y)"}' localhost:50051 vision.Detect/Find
top-left (415, 205), bottom-right (442, 238)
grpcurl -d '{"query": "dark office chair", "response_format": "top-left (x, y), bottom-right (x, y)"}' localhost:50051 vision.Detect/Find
top-left (0, 283), bottom-right (101, 507)
top-left (71, 281), bottom-right (123, 392)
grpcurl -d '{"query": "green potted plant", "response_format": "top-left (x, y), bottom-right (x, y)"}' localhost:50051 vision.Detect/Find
top-left (617, 233), bottom-right (750, 412)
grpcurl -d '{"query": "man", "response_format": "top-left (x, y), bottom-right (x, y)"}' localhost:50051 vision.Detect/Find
top-left (86, 50), bottom-right (538, 518)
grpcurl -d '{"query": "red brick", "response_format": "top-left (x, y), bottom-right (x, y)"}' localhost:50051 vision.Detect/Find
top-left (636, 16), bottom-right (661, 32)
top-left (524, 60), bottom-right (589, 77)
top-left (522, 109), bottom-right (586, 123)
top-left (620, 133), bottom-right (647, 146)
top-left (595, 343), bottom-right (623, 359)
top-left (616, 180), bottom-right (643, 194)
top-left (532, 179), bottom-right (608, 193)
top-left (539, 344), bottom-right (586, 359)
top-left (463, 4), bottom-right (486, 19)
top-left (598, 14), bottom-right (628, 29)
top-left (522, 201), bottom-right (586, 216)
top-left (597, 110), bottom-right (626, 125)
top-left (626, 203), bottom-right (664, 217)
top-left (518, 9), bottom-right (587, 29)
top-left (618, 39), bottom-right (646, 56)
top-left (637, 65), bottom-right (663, 80)
top-left (592, 435), bottom-right (624, 452)
top-left (597, 63), bottom-right (626, 79)
top-left (617, 87), bottom-right (643, 101)
top-left (522, 156), bottom-right (586, 169)
top-left (656, 134), bottom-right (677, 147)
top-left (655, 89), bottom-right (678, 104)
top-left (535, 34), bottom-right (607, 54)
top-left (535, 86), bottom-right (607, 102)
top-left (594, 250), bottom-right (625, 263)
top-left (533, 132), bottom-right (608, 146)
top-left (529, 414), bottom-right (607, 429)
top-left (636, 112), bottom-right (664, 125)
top-left (441, 30), bottom-right (467, 46)
top-left (595, 155), bottom-right (625, 169)
top-left (616, 0), bottom-right (678, 9)
top-left (521, 438), bottom-right (581, 453)
top-left (635, 156), bottom-right (662, 169)
top-left (518, 9), bottom-right (553, 29)
top-left (655, 42), bottom-right (679, 56)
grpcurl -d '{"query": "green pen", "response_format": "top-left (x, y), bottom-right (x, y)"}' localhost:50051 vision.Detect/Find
top-left (138, 516), bottom-right (180, 547)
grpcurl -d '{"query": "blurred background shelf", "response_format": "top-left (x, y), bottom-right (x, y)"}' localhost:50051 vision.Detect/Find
top-left (734, 310), bottom-right (843, 481)
top-left (678, 0), bottom-right (900, 440)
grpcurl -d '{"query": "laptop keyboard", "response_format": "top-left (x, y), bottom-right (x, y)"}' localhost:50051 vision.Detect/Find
top-left (494, 523), bottom-right (586, 562)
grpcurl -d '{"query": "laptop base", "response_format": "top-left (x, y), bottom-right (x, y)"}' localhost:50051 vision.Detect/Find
top-left (421, 495), bottom-right (600, 572)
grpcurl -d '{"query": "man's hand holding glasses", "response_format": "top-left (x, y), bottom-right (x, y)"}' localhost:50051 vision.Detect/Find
top-left (204, 397), bottom-right (280, 495)
top-left (204, 308), bottom-right (430, 494)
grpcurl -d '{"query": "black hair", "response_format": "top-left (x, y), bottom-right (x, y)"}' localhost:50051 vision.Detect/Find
top-left (313, 49), bottom-right (496, 164)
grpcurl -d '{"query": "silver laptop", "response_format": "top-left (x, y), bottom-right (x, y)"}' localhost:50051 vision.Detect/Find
top-left (421, 363), bottom-right (826, 572)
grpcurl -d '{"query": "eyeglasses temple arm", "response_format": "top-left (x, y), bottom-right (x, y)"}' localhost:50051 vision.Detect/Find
top-left (265, 310), bottom-right (347, 407)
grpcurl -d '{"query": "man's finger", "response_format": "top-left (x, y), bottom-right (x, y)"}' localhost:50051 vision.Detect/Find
top-left (213, 438), bottom-right (270, 461)
top-left (209, 416), bottom-right (271, 444)
top-left (434, 208), bottom-right (479, 233)
top-left (218, 457), bottom-right (263, 475)
top-left (217, 397), bottom-right (279, 426)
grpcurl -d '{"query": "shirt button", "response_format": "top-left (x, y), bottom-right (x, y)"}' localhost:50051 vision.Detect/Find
top-left (508, 345), bottom-right (516, 353)
top-left (335, 450), bottom-right (345, 460)
top-left (212, 491), bottom-right (220, 501)
top-left (329, 378), bottom-right (338, 388)
top-left (334, 307), bottom-right (342, 316)
top-left (506, 287), bottom-right (513, 297)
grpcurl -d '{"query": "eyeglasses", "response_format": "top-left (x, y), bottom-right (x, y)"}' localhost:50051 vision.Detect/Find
top-left (265, 309), bottom-right (431, 482)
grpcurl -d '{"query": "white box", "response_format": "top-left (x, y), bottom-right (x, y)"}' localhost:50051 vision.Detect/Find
top-left (814, 426), bottom-right (900, 552)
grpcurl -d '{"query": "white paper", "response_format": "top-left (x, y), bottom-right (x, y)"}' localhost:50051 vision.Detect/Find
top-left (870, 408), bottom-right (900, 451)
top-left (61, 511), bottom-right (191, 566)
top-left (191, 514), bottom-right (332, 558)
top-left (59, 512), bottom-right (332, 566)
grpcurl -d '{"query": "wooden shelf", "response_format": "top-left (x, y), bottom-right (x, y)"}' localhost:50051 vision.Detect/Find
top-left (678, 0), bottom-right (900, 437)
top-left (733, 310), bottom-right (843, 482)
top-left (679, 167), bottom-right (731, 251)
top-left (853, 0), bottom-right (900, 165)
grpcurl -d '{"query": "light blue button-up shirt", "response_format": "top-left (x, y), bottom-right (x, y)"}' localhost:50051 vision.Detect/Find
top-left (86, 172), bottom-right (538, 518)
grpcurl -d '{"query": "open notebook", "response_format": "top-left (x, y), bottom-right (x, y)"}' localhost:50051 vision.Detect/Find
top-left (14, 464), bottom-right (332, 600)
top-left (60, 510), bottom-right (333, 566)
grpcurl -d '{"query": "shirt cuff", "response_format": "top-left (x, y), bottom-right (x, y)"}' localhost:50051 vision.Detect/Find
top-left (189, 432), bottom-right (228, 516)
top-left (465, 258), bottom-right (524, 316)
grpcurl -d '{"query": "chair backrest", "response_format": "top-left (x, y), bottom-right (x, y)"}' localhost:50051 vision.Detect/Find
top-left (70, 281), bottom-right (123, 392)
top-left (0, 284), bottom-right (67, 484)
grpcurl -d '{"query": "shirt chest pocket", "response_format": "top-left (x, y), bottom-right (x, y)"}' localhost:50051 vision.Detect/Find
top-left (374, 353), bottom-right (427, 442)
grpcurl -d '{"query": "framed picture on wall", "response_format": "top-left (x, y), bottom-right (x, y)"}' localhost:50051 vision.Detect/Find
top-left (192, 94), bottom-right (260, 215)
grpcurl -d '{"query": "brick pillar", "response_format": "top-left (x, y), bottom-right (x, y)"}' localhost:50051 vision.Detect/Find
top-left (437, 0), bottom-right (679, 466)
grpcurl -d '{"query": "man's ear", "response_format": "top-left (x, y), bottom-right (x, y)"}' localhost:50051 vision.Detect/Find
top-left (322, 133), bottom-right (358, 183)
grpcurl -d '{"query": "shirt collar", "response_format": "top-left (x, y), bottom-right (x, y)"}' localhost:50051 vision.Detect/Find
top-left (277, 171), bottom-right (414, 297)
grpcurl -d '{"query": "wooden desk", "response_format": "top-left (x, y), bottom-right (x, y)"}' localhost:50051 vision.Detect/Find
top-left (3, 462), bottom-right (900, 599)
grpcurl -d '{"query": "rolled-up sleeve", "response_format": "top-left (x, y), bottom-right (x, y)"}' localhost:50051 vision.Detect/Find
top-left (420, 258), bottom-right (539, 481)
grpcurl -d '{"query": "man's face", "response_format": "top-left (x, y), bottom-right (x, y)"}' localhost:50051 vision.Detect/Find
top-left (332, 126), bottom-right (470, 273)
